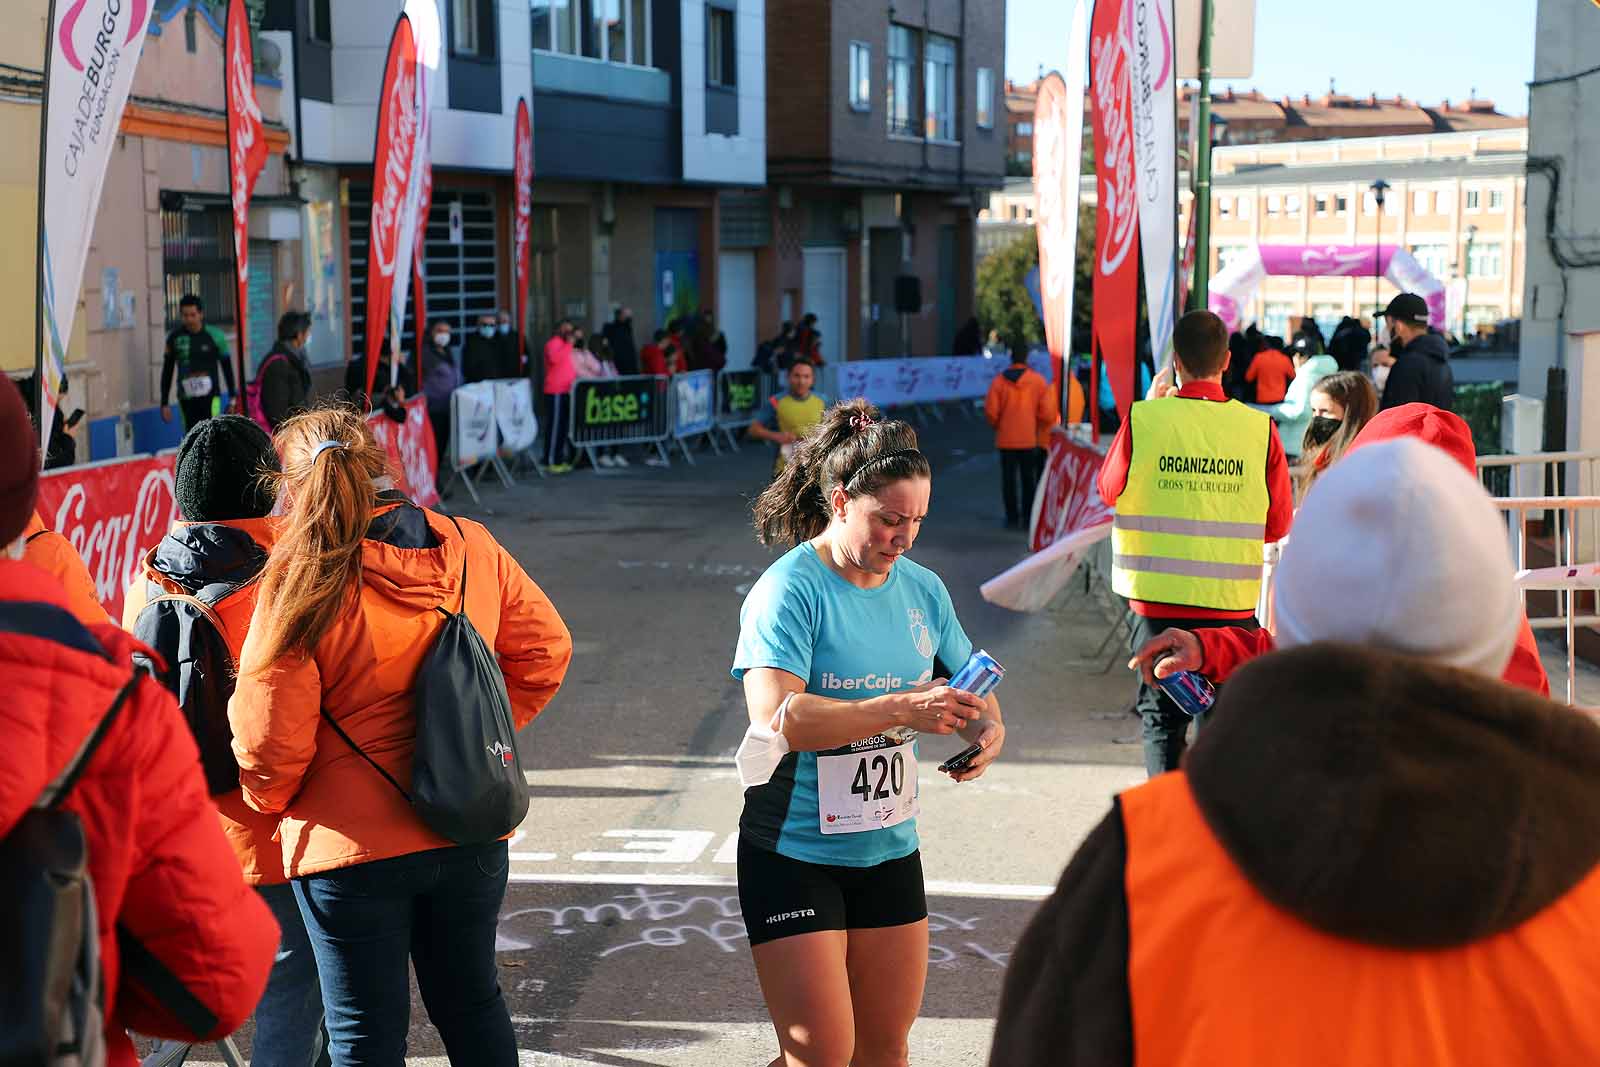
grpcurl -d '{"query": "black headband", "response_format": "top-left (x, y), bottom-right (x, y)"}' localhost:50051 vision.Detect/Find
top-left (844, 448), bottom-right (923, 488)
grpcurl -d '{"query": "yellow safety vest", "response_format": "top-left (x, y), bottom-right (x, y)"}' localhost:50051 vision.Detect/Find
top-left (1111, 396), bottom-right (1271, 611)
top-left (771, 393), bottom-right (827, 473)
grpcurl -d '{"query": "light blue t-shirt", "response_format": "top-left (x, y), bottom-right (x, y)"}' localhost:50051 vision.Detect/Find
top-left (731, 541), bottom-right (974, 867)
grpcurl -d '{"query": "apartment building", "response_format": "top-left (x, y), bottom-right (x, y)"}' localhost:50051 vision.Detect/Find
top-left (766, 0), bottom-right (1006, 358)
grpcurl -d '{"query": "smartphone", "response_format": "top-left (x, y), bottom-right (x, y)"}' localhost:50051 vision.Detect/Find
top-left (63, 408), bottom-right (85, 430)
top-left (938, 742), bottom-right (984, 774)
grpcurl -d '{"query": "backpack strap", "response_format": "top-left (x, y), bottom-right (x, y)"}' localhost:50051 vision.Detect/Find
top-left (318, 708), bottom-right (413, 804)
top-left (447, 515), bottom-right (468, 616)
top-left (36, 666), bottom-right (146, 811)
top-left (0, 600), bottom-right (108, 660)
top-left (144, 591), bottom-right (230, 646)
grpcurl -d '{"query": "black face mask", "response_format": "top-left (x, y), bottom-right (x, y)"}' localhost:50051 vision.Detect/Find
top-left (1305, 415), bottom-right (1342, 448)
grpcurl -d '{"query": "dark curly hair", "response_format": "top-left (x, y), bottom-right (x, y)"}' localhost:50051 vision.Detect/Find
top-left (750, 399), bottom-right (931, 546)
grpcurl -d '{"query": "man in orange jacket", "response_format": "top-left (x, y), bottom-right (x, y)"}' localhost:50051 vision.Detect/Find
top-left (992, 439), bottom-right (1600, 1066)
top-left (985, 343), bottom-right (1058, 530)
top-left (0, 375), bottom-right (277, 1066)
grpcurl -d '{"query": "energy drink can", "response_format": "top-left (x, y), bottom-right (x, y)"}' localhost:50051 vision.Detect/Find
top-left (949, 649), bottom-right (1005, 698)
top-left (1157, 670), bottom-right (1216, 717)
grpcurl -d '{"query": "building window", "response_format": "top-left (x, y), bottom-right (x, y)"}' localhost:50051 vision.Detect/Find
top-left (1465, 188), bottom-right (1481, 212)
top-left (1334, 194), bottom-right (1348, 215)
top-left (924, 34), bottom-right (956, 141)
top-left (1266, 194), bottom-right (1280, 217)
top-left (1384, 194), bottom-right (1398, 216)
top-left (1238, 196), bottom-right (1251, 220)
top-left (1410, 243), bottom-right (1450, 278)
top-left (707, 6), bottom-right (735, 87)
top-left (1489, 188), bottom-right (1505, 212)
top-left (1362, 191), bottom-right (1377, 216)
top-left (1264, 302), bottom-right (1295, 338)
top-left (887, 25), bottom-right (916, 137)
top-left (1016, 121), bottom-right (1033, 135)
top-left (976, 67), bottom-right (995, 129)
top-left (849, 41), bottom-right (871, 111)
top-left (1285, 193), bottom-right (1302, 217)
top-left (1467, 242), bottom-right (1502, 278)
top-left (452, 0), bottom-right (493, 57)
top-left (1216, 244), bottom-right (1244, 272)
top-left (1217, 196), bottom-right (1232, 218)
top-left (1014, 150), bottom-right (1030, 163)
top-left (1464, 305), bottom-right (1501, 334)
top-left (1314, 194), bottom-right (1328, 217)
top-left (535, 0), bottom-right (650, 66)
top-left (1413, 190), bottom-right (1429, 215)
top-left (309, 0), bottom-right (332, 43)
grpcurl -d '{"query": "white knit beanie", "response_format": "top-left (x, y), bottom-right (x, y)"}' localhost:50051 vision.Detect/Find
top-left (1274, 438), bottom-right (1519, 678)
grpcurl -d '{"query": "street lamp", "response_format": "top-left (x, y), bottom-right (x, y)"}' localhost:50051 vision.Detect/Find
top-left (1370, 179), bottom-right (1390, 333)
top-left (1461, 223), bottom-right (1479, 341)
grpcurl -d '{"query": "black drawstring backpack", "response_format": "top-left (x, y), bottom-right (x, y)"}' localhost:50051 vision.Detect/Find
top-left (323, 515), bottom-right (530, 844)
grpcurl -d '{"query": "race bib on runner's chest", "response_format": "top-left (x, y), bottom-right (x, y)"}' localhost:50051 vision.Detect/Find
top-left (181, 372), bottom-right (214, 399)
top-left (816, 735), bottom-right (918, 835)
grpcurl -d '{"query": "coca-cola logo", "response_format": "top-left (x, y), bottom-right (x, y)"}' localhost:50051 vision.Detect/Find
top-left (1092, 25), bottom-right (1138, 276)
top-left (229, 23), bottom-right (263, 278)
top-left (51, 462), bottom-right (176, 607)
top-left (371, 63), bottom-right (419, 280)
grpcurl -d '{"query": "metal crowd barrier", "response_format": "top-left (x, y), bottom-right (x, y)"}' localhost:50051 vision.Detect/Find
top-left (1477, 450), bottom-right (1600, 555)
top-left (566, 374), bottom-right (673, 468)
top-left (1493, 495), bottom-right (1600, 707)
top-left (714, 368), bottom-right (770, 450)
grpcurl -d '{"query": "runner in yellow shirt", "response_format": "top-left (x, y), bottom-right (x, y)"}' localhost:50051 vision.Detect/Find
top-left (748, 359), bottom-right (828, 474)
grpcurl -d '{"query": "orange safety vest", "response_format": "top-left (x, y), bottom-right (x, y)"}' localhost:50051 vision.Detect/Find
top-left (1121, 772), bottom-right (1600, 1066)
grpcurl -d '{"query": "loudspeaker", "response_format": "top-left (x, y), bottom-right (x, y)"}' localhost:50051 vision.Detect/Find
top-left (894, 275), bottom-right (922, 314)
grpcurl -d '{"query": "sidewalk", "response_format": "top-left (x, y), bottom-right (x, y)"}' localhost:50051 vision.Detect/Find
top-left (1537, 635), bottom-right (1600, 708)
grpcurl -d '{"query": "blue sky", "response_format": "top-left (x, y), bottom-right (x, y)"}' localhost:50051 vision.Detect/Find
top-left (1005, 0), bottom-right (1539, 116)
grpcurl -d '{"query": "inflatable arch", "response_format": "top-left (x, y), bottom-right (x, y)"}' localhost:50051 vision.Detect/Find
top-left (1207, 244), bottom-right (1447, 334)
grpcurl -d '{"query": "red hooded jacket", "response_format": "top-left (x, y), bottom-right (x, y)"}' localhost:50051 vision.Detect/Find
top-left (1194, 405), bottom-right (1550, 696)
top-left (0, 560), bottom-right (278, 1065)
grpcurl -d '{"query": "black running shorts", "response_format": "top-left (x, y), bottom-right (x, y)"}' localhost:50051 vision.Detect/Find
top-left (738, 836), bottom-right (927, 947)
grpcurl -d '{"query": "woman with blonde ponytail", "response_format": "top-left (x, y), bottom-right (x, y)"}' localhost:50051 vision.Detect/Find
top-left (229, 403), bottom-right (573, 1066)
top-left (735, 398), bottom-right (1006, 1067)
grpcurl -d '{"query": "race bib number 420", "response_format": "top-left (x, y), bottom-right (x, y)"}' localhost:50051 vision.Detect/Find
top-left (816, 736), bottom-right (918, 835)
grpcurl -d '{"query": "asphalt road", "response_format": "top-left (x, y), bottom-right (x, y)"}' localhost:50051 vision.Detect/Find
top-left (169, 412), bottom-right (1147, 1067)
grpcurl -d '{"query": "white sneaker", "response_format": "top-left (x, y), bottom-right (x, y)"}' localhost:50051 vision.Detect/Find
top-left (597, 454), bottom-right (617, 468)
top-left (644, 456), bottom-right (669, 468)
top-left (612, 454), bottom-right (631, 468)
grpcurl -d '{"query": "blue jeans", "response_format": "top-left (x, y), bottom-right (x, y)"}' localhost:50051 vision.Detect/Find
top-left (254, 883), bottom-right (330, 1067)
top-left (292, 842), bottom-right (516, 1067)
top-left (1130, 613), bottom-right (1259, 777)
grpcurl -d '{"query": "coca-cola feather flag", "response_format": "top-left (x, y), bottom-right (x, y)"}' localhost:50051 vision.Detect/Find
top-left (364, 14), bottom-right (419, 402)
top-left (1090, 0), bottom-right (1140, 425)
top-left (226, 0), bottom-right (268, 398)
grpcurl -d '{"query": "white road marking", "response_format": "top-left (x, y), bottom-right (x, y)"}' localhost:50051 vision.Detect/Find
top-left (506, 870), bottom-right (1051, 899)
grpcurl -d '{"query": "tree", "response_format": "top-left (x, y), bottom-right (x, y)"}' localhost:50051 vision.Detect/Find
top-left (975, 203), bottom-right (1097, 352)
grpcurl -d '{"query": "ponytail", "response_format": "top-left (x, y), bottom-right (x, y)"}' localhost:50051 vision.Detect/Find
top-left (750, 398), bottom-right (930, 546)
top-left (246, 404), bottom-right (392, 670)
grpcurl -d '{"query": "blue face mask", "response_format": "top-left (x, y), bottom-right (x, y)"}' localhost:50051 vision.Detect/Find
top-left (480, 325), bottom-right (497, 339)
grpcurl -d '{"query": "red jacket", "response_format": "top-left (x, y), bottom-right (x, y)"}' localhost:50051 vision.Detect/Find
top-left (1097, 381), bottom-right (1295, 620)
top-left (0, 561), bottom-right (277, 1066)
top-left (1195, 616), bottom-right (1550, 697)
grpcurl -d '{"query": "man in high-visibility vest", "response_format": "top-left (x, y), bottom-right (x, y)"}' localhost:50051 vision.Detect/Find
top-left (1097, 310), bottom-right (1292, 776)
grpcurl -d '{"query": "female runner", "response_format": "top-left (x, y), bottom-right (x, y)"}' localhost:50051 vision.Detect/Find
top-left (733, 399), bottom-right (1005, 1067)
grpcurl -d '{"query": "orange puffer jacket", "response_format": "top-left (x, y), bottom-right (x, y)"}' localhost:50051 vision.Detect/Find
top-left (0, 561), bottom-right (277, 1066)
top-left (23, 511), bottom-right (110, 627)
top-left (126, 516), bottom-right (287, 884)
top-left (985, 365), bottom-right (1057, 450)
top-left (229, 497), bottom-right (573, 877)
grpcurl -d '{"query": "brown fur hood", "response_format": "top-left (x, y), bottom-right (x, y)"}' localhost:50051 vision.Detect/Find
top-left (1186, 642), bottom-right (1600, 948)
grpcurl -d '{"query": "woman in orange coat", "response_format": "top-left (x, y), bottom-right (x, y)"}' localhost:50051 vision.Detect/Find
top-left (22, 510), bottom-right (110, 626)
top-left (229, 405), bottom-right (573, 1066)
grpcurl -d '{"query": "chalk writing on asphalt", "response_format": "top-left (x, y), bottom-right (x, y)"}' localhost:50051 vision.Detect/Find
top-left (500, 888), bottom-right (1011, 967)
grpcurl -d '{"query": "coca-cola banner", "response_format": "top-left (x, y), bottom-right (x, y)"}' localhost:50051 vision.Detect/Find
top-left (366, 396), bottom-right (440, 507)
top-left (1090, 0), bottom-right (1140, 425)
top-left (1128, 0), bottom-right (1178, 368)
top-left (226, 0), bottom-right (268, 390)
top-left (982, 429), bottom-right (1114, 613)
top-left (36, 0), bottom-right (158, 457)
top-left (1029, 429), bottom-right (1114, 552)
top-left (364, 14), bottom-right (419, 399)
top-left (513, 97), bottom-right (533, 368)
top-left (36, 455), bottom-right (179, 622)
top-left (1031, 0), bottom-right (1088, 377)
